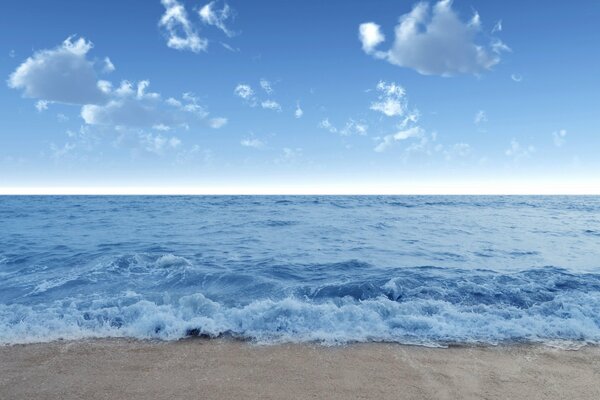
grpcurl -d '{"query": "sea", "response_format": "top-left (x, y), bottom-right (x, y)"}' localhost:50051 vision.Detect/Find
top-left (1, 195), bottom-right (600, 347)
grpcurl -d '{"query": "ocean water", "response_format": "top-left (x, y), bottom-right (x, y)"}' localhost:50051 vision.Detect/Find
top-left (1, 195), bottom-right (600, 346)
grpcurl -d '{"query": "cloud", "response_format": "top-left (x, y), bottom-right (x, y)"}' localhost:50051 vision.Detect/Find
top-left (81, 81), bottom-right (206, 128)
top-left (359, 0), bottom-right (508, 76)
top-left (139, 132), bottom-right (182, 155)
top-left (7, 36), bottom-right (106, 104)
top-left (374, 126), bottom-right (424, 152)
top-left (318, 118), bottom-right (337, 133)
top-left (159, 0), bottom-right (207, 53)
top-left (505, 139), bottom-right (535, 160)
top-left (358, 22), bottom-right (385, 53)
top-left (103, 57), bottom-right (115, 73)
top-left (370, 82), bottom-right (425, 152)
top-left (241, 137), bottom-right (264, 149)
top-left (444, 142), bottom-right (472, 159)
top-left (370, 81), bottom-right (407, 117)
top-left (275, 147), bottom-right (302, 164)
top-left (35, 100), bottom-right (49, 112)
top-left (474, 110), bottom-right (487, 125)
top-left (319, 118), bottom-right (368, 136)
top-left (234, 84), bottom-right (255, 101)
top-left (260, 79), bottom-right (273, 94)
top-left (340, 119), bottom-right (368, 136)
top-left (153, 124), bottom-right (172, 131)
top-left (261, 100), bottom-right (281, 112)
top-left (199, 1), bottom-right (235, 37)
top-left (209, 117), bottom-right (227, 128)
top-left (295, 103), bottom-right (303, 118)
top-left (553, 129), bottom-right (567, 147)
top-left (492, 20), bottom-right (502, 34)
top-left (235, 81), bottom-right (283, 111)
top-left (511, 73), bottom-right (523, 82)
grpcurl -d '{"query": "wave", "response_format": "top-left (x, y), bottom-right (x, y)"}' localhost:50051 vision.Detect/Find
top-left (2, 267), bottom-right (600, 346)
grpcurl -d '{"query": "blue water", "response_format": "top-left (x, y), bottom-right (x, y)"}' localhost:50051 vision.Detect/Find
top-left (1, 196), bottom-right (600, 346)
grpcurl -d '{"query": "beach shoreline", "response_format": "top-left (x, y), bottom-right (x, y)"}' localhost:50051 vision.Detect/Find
top-left (1, 339), bottom-right (599, 399)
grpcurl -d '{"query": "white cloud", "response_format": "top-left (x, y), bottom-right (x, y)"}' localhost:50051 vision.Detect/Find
top-left (103, 57), bottom-right (115, 73)
top-left (261, 100), bottom-right (281, 111)
top-left (359, 0), bottom-right (508, 76)
top-left (199, 1), bottom-right (235, 37)
top-left (511, 73), bottom-right (523, 82)
top-left (166, 97), bottom-right (182, 107)
top-left (35, 100), bottom-right (49, 112)
top-left (318, 118), bottom-right (337, 133)
top-left (275, 147), bottom-right (302, 164)
top-left (370, 81), bottom-right (407, 117)
top-left (241, 137), bottom-right (264, 148)
top-left (319, 118), bottom-right (367, 136)
top-left (492, 20), bottom-right (503, 34)
top-left (234, 84), bottom-right (255, 100)
top-left (221, 42), bottom-right (239, 52)
top-left (139, 132), bottom-right (182, 155)
top-left (8, 36), bottom-right (106, 104)
top-left (374, 126), bottom-right (424, 152)
top-left (474, 110), bottom-right (487, 125)
top-left (340, 119), bottom-right (368, 136)
top-left (553, 129), bottom-right (567, 147)
top-left (209, 117), bottom-right (227, 128)
top-left (444, 142), bottom-right (472, 159)
top-left (260, 79), bottom-right (273, 94)
top-left (50, 142), bottom-right (77, 160)
top-left (81, 81), bottom-right (206, 128)
top-left (505, 139), bottom-right (535, 160)
top-left (359, 22), bottom-right (385, 53)
top-left (153, 123), bottom-right (172, 131)
top-left (294, 103), bottom-right (303, 118)
top-left (159, 0), bottom-right (207, 53)
top-left (9, 36), bottom-right (216, 136)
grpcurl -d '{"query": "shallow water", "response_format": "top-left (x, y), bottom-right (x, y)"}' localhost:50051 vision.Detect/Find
top-left (1, 195), bottom-right (600, 345)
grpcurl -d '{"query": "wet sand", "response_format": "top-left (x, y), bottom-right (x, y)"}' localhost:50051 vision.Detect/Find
top-left (1, 339), bottom-right (599, 399)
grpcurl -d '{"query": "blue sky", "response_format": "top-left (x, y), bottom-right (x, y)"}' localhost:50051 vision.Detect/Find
top-left (1, 0), bottom-right (599, 193)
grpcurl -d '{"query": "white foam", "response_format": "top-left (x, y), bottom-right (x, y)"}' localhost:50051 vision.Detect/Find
top-left (2, 292), bottom-right (600, 346)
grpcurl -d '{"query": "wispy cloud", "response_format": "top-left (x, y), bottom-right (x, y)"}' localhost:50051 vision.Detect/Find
top-left (294, 102), bottom-right (303, 118)
top-left (260, 79), bottom-right (274, 94)
top-left (474, 110), bottom-right (487, 125)
top-left (241, 137), bottom-right (265, 149)
top-left (505, 139), bottom-right (535, 160)
top-left (199, 1), bottom-right (235, 37)
top-left (370, 81), bottom-right (407, 117)
top-left (553, 129), bottom-right (567, 147)
top-left (374, 126), bottom-right (424, 152)
top-left (159, 0), bottom-right (207, 53)
top-left (318, 118), bottom-right (337, 134)
top-left (209, 117), bottom-right (228, 128)
top-left (102, 57), bottom-right (115, 73)
top-left (261, 100), bottom-right (281, 112)
top-left (35, 100), bottom-right (49, 112)
top-left (234, 83), bottom-right (256, 105)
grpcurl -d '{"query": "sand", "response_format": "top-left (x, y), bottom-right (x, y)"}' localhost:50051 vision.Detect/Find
top-left (1, 339), bottom-right (599, 399)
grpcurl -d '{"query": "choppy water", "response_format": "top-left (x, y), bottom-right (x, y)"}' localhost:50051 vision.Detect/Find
top-left (1, 195), bottom-right (600, 346)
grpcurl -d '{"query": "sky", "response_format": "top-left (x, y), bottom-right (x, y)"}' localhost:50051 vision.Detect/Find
top-left (1, 0), bottom-right (599, 194)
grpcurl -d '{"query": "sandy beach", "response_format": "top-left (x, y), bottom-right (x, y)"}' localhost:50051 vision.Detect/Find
top-left (0, 339), bottom-right (598, 400)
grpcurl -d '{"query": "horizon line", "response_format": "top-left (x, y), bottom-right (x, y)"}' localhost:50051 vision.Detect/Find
top-left (1, 184), bottom-right (600, 196)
